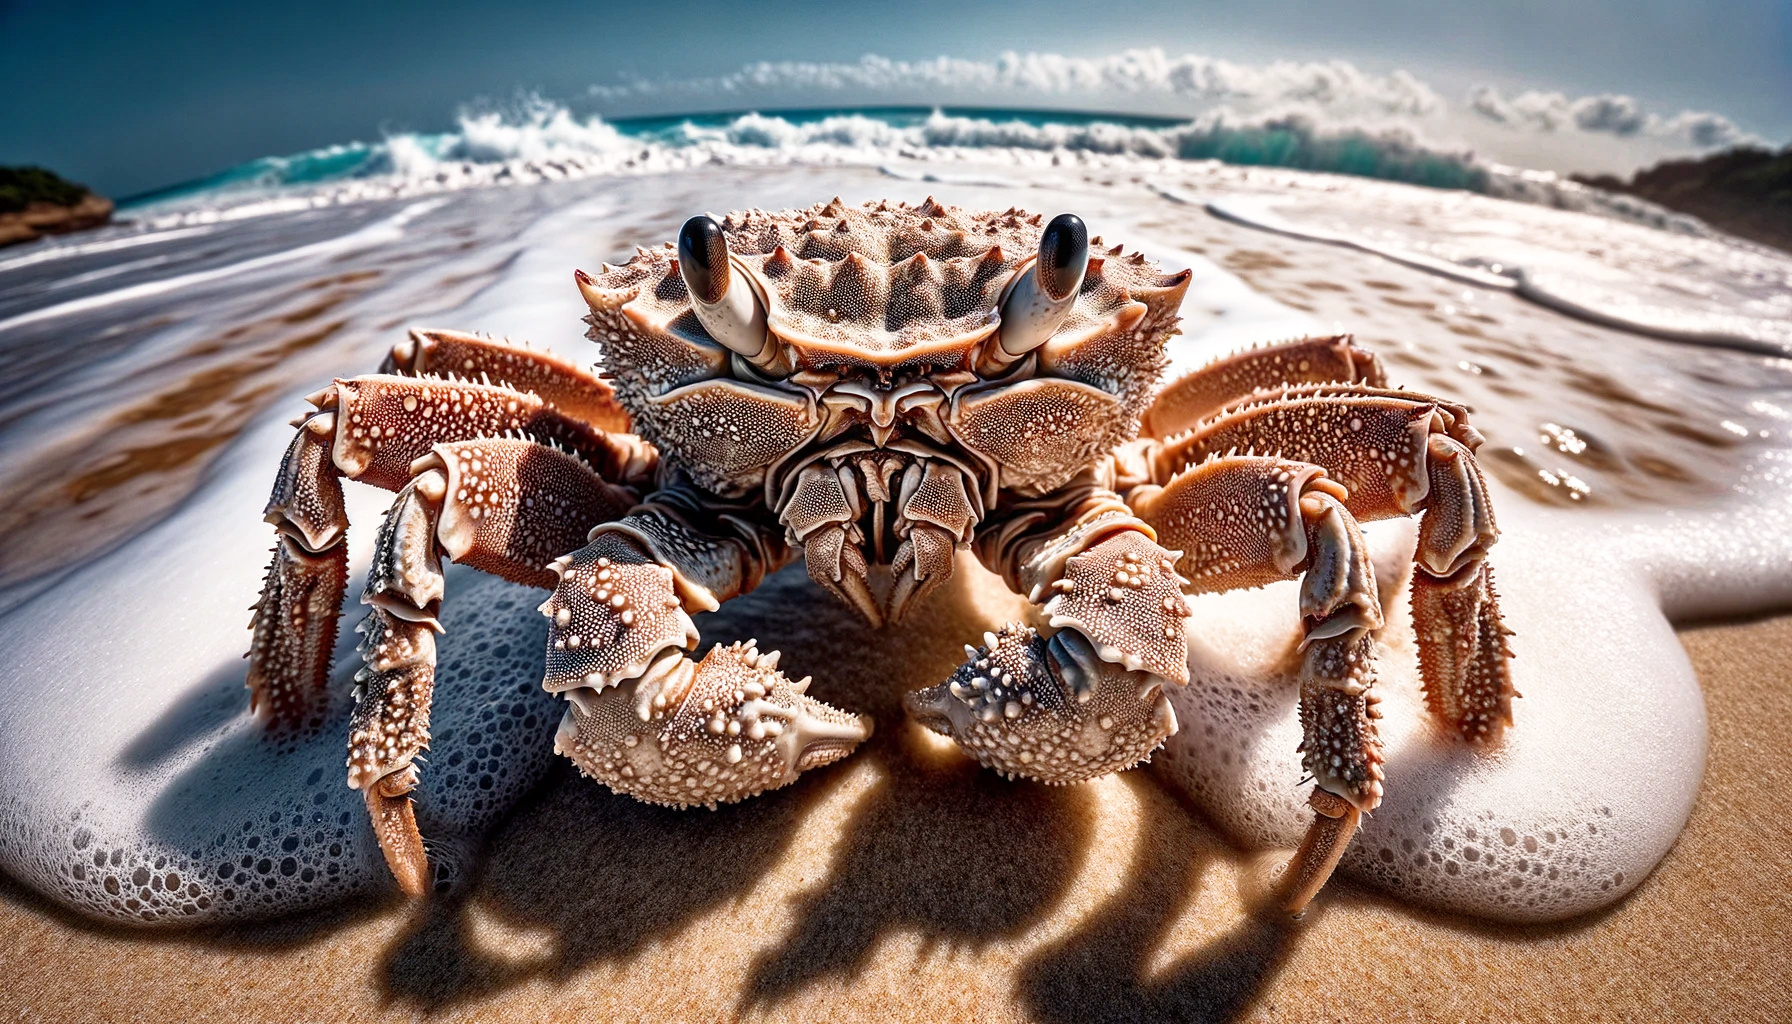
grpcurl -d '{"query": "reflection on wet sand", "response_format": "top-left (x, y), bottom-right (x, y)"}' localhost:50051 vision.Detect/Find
top-left (0, 277), bottom-right (366, 590)
top-left (1190, 203), bottom-right (1788, 508)
top-left (0, 235), bottom-right (525, 600)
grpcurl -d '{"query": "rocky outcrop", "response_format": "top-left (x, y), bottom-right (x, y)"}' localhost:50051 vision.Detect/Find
top-left (1574, 146), bottom-right (1792, 255)
top-left (0, 167), bottom-right (114, 248)
top-left (0, 194), bottom-right (114, 248)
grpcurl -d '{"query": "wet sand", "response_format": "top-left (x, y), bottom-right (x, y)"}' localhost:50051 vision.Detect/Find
top-left (2, 565), bottom-right (1786, 1024)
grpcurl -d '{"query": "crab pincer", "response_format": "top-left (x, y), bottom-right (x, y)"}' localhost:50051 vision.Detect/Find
top-left (909, 509), bottom-right (1192, 783)
top-left (541, 530), bottom-right (872, 808)
top-left (905, 621), bottom-right (1180, 783)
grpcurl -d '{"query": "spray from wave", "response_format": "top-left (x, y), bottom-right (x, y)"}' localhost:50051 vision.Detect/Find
top-left (123, 98), bottom-right (1708, 238)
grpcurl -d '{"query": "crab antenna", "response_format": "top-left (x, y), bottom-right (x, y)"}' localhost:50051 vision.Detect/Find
top-left (994, 213), bottom-right (1088, 360)
top-left (678, 215), bottom-right (778, 367)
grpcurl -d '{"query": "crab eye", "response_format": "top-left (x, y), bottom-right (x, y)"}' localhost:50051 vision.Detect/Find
top-left (678, 215), bottom-right (730, 304)
top-left (1037, 213), bottom-right (1088, 302)
top-left (992, 212), bottom-right (1089, 364)
top-left (676, 215), bottom-right (775, 366)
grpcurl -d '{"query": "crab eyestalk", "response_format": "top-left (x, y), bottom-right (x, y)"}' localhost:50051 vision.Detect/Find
top-left (677, 215), bottom-right (783, 372)
top-left (982, 212), bottom-right (1089, 373)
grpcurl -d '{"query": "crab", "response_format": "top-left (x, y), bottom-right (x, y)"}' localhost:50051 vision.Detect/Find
top-left (246, 197), bottom-right (1514, 911)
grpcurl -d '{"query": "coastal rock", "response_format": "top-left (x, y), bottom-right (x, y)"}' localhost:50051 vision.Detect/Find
top-left (0, 194), bottom-right (114, 248)
top-left (1575, 146), bottom-right (1792, 255)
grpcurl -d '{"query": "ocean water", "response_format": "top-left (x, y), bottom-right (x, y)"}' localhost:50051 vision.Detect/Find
top-left (119, 103), bottom-right (1715, 238)
top-left (0, 110), bottom-right (1789, 926)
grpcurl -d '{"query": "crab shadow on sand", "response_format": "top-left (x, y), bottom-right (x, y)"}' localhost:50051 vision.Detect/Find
top-left (370, 560), bottom-right (1307, 1019)
top-left (1012, 778), bottom-right (1298, 1024)
top-left (377, 562), bottom-right (1093, 1007)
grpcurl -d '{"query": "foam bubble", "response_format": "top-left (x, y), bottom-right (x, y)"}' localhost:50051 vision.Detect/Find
top-left (1152, 507), bottom-right (1730, 921)
top-left (0, 416), bottom-right (560, 924)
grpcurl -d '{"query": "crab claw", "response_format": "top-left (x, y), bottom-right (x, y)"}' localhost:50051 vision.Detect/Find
top-left (905, 622), bottom-right (1178, 784)
top-left (555, 640), bottom-right (873, 807)
top-left (539, 532), bottom-right (702, 694)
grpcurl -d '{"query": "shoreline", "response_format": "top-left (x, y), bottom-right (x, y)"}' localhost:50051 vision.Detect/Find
top-left (1, 608), bottom-right (1785, 1024)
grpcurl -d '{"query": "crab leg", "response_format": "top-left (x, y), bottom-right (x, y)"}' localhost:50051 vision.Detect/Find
top-left (1128, 455), bottom-right (1385, 912)
top-left (540, 484), bottom-right (873, 808)
top-left (906, 481), bottom-right (1191, 783)
top-left (1139, 335), bottom-right (1387, 439)
top-left (248, 411), bottom-right (350, 729)
top-left (347, 436), bottom-right (641, 894)
top-left (382, 327), bottom-right (632, 432)
top-left (351, 478), bottom-right (445, 897)
top-left (1150, 383), bottom-right (1514, 742)
top-left (246, 371), bottom-right (651, 728)
top-left (1409, 434), bottom-right (1515, 739)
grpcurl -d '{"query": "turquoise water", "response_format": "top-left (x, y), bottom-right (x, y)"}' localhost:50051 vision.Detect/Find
top-left (121, 104), bottom-right (1492, 210)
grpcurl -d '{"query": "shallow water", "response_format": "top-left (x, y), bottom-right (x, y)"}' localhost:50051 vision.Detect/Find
top-left (0, 158), bottom-right (1787, 925)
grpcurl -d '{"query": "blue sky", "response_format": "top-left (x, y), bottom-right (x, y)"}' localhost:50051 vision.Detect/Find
top-left (1, 0), bottom-right (1786, 197)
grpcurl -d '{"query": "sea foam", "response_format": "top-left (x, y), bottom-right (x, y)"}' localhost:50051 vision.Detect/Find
top-left (0, 419), bottom-right (561, 920)
top-left (124, 102), bottom-right (1713, 246)
top-left (1204, 196), bottom-right (1792, 356)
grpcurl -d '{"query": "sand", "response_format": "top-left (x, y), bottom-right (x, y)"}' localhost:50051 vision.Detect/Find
top-left (2, 561), bottom-right (1786, 1024)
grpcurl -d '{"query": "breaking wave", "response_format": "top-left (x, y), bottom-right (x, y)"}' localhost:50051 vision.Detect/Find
top-left (123, 100), bottom-right (1706, 238)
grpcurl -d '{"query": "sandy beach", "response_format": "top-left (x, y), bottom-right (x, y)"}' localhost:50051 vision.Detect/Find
top-left (6, 2), bottom-right (1791, 1016)
top-left (3, 561), bottom-right (1785, 1023)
